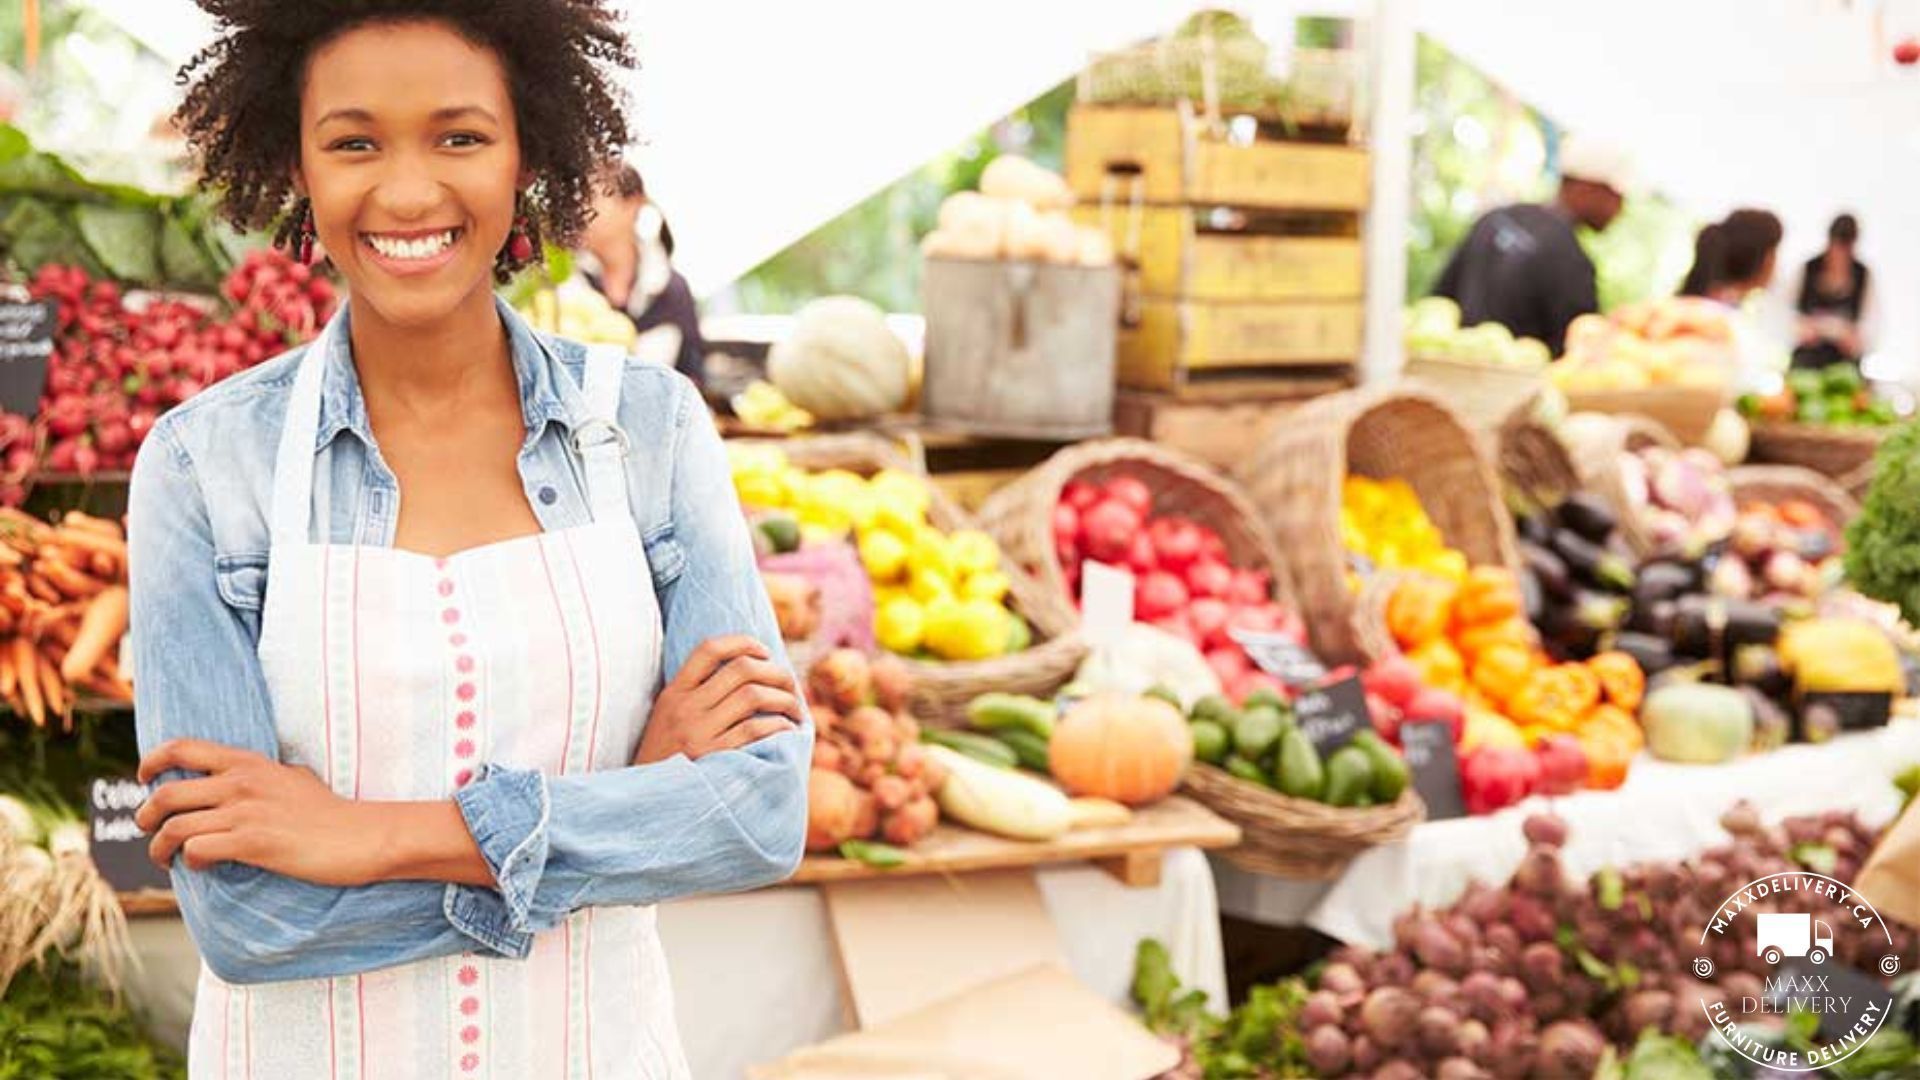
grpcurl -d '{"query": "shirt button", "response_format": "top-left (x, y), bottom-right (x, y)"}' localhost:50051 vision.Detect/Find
top-left (537, 486), bottom-right (558, 506)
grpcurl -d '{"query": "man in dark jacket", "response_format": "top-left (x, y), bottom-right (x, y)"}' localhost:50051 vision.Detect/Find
top-left (1432, 136), bottom-right (1633, 356)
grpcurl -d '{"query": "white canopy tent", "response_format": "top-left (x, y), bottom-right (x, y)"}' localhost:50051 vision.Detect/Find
top-left (76, 0), bottom-right (1920, 374)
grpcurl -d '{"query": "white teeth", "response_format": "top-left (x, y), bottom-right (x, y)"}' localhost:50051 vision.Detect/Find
top-left (367, 230), bottom-right (456, 260)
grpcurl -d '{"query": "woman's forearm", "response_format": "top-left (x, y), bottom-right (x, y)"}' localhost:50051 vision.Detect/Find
top-left (368, 800), bottom-right (497, 887)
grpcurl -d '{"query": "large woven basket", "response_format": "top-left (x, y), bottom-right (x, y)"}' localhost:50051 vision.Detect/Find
top-left (1562, 385), bottom-right (1724, 445)
top-left (1560, 413), bottom-right (1681, 558)
top-left (1234, 386), bottom-right (1519, 663)
top-left (1839, 460), bottom-right (1877, 504)
top-left (1728, 464), bottom-right (1860, 527)
top-left (1748, 421), bottom-right (1886, 480)
top-left (1185, 764), bottom-right (1424, 880)
top-left (739, 433), bottom-right (1086, 725)
top-left (974, 438), bottom-right (1294, 639)
top-left (1404, 358), bottom-right (1546, 432)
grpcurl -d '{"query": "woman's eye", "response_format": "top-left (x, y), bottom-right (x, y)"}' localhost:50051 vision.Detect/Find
top-left (444, 132), bottom-right (489, 149)
top-left (328, 137), bottom-right (375, 153)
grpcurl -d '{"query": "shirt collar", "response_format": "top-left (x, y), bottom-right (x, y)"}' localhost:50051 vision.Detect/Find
top-left (313, 296), bottom-right (588, 452)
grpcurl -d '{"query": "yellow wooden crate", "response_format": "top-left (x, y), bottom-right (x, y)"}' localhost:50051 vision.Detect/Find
top-left (1071, 205), bottom-right (1363, 302)
top-left (1065, 105), bottom-right (1370, 212)
top-left (1118, 299), bottom-right (1364, 390)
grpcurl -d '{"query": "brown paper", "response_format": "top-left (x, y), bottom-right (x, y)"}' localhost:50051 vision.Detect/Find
top-left (748, 965), bottom-right (1178, 1080)
top-left (1858, 801), bottom-right (1920, 927)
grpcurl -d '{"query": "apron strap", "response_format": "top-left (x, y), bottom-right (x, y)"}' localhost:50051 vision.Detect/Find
top-left (575, 344), bottom-right (634, 525)
top-left (268, 317), bottom-right (339, 547)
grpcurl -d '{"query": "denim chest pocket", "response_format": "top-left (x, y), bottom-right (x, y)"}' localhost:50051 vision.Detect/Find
top-left (214, 553), bottom-right (270, 612)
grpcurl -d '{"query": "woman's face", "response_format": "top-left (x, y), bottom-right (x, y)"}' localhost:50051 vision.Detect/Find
top-left (297, 20), bottom-right (522, 330)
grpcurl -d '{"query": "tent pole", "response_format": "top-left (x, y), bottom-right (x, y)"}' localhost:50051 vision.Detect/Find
top-left (1360, 0), bottom-right (1415, 384)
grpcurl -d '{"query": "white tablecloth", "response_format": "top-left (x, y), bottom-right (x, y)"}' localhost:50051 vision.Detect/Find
top-left (125, 847), bottom-right (1224, 1080)
top-left (1213, 722), bottom-right (1920, 949)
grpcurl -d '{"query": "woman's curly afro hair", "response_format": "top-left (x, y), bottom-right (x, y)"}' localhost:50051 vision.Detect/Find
top-left (174, 0), bottom-right (635, 257)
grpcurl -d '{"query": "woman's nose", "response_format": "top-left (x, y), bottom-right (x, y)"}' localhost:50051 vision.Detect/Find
top-left (371, 155), bottom-right (444, 220)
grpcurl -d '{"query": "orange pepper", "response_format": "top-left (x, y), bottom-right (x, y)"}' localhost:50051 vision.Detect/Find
top-left (1471, 643), bottom-right (1537, 708)
top-left (1455, 617), bottom-right (1539, 664)
top-left (1386, 575), bottom-right (1458, 650)
top-left (1453, 566), bottom-right (1526, 629)
top-left (1406, 638), bottom-right (1467, 693)
top-left (1586, 651), bottom-right (1646, 713)
top-left (1578, 726), bottom-right (1638, 789)
top-left (1509, 664), bottom-right (1602, 733)
top-left (1584, 703), bottom-right (1644, 753)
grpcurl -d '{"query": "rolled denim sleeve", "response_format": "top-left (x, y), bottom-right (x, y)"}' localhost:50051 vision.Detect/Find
top-left (450, 375), bottom-right (810, 931)
top-left (130, 419), bottom-right (533, 983)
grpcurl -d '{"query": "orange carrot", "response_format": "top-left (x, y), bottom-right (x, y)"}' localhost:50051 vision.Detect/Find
top-left (60, 512), bottom-right (124, 540)
top-left (62, 586), bottom-right (127, 683)
top-left (14, 636), bottom-right (42, 727)
top-left (38, 651), bottom-right (64, 726)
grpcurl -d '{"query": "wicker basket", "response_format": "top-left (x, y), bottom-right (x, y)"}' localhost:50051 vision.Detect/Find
top-left (1728, 465), bottom-right (1861, 526)
top-left (1184, 763), bottom-right (1424, 879)
top-left (1561, 414), bottom-right (1681, 557)
top-left (1233, 386), bottom-right (1519, 663)
top-left (974, 438), bottom-right (1294, 640)
top-left (1562, 386), bottom-right (1725, 445)
top-left (740, 433), bottom-right (1087, 725)
top-left (1497, 398), bottom-right (1582, 509)
top-left (1748, 421), bottom-right (1886, 480)
top-left (1404, 358), bottom-right (1546, 433)
top-left (1839, 460), bottom-right (1877, 504)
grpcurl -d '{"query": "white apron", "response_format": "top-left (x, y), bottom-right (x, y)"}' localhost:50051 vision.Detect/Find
top-left (188, 322), bottom-right (689, 1080)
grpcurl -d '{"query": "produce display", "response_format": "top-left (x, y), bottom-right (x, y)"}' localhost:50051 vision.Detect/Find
top-left (1052, 473), bottom-right (1302, 690)
top-left (1342, 476), bottom-right (1469, 583)
top-left (0, 783), bottom-right (131, 1000)
top-left (0, 509), bottom-right (133, 724)
top-left (1740, 363), bottom-right (1898, 428)
top-left (1182, 685), bottom-right (1412, 810)
top-left (20, 252), bottom-right (336, 487)
top-left (1718, 494), bottom-right (1845, 605)
top-left (764, 295), bottom-right (913, 423)
top-left (0, 960), bottom-right (182, 1080)
top-left (730, 445), bottom-right (1032, 662)
top-left (1548, 298), bottom-right (1733, 393)
top-left (801, 649), bottom-right (943, 857)
top-left (513, 277), bottom-right (637, 348)
top-left (1512, 493), bottom-right (1638, 661)
top-left (730, 379), bottom-right (815, 433)
top-left (1401, 297), bottom-right (1550, 369)
top-left (1137, 802), bottom-right (1920, 1079)
top-left (920, 155), bottom-right (1114, 267)
top-left (1616, 445), bottom-right (1737, 559)
top-left (1845, 421), bottom-right (1920, 628)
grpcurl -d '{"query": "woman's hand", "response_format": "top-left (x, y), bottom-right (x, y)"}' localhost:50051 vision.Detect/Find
top-left (136, 741), bottom-right (391, 886)
top-left (635, 635), bottom-right (802, 765)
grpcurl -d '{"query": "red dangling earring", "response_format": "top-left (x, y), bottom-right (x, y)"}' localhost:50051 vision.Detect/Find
top-left (295, 199), bottom-right (317, 265)
top-left (507, 214), bottom-right (534, 263)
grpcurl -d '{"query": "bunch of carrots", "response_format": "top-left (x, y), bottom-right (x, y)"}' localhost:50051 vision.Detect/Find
top-left (0, 508), bottom-right (130, 729)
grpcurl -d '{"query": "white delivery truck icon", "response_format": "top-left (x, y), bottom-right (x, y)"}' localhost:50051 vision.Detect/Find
top-left (1757, 913), bottom-right (1833, 966)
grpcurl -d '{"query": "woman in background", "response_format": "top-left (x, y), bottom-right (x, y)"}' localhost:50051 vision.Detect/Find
top-left (1792, 213), bottom-right (1876, 371)
top-left (1679, 208), bottom-right (1783, 304)
top-left (577, 163), bottom-right (707, 387)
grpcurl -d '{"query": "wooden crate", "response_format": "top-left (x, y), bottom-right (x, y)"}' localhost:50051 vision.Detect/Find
top-left (1071, 205), bottom-right (1363, 302)
top-left (1065, 104), bottom-right (1370, 212)
top-left (1113, 385), bottom-right (1348, 471)
top-left (1118, 298), bottom-right (1364, 391)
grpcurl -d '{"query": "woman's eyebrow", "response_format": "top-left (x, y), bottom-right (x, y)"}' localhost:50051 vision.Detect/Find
top-left (313, 105), bottom-right (499, 127)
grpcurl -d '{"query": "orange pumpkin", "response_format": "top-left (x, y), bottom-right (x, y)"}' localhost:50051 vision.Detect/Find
top-left (1048, 693), bottom-right (1192, 806)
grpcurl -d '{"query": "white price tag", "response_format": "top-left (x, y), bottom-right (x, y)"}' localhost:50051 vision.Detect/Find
top-left (1078, 560), bottom-right (1135, 648)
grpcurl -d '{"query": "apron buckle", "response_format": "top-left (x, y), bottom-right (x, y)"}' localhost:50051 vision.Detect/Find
top-left (571, 419), bottom-right (631, 460)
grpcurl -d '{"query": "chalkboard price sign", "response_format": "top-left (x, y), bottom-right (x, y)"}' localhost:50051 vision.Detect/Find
top-left (1398, 721), bottom-right (1466, 820)
top-left (0, 300), bottom-right (55, 418)
top-left (1292, 675), bottom-right (1370, 757)
top-left (87, 776), bottom-right (171, 893)
top-left (1229, 628), bottom-right (1326, 687)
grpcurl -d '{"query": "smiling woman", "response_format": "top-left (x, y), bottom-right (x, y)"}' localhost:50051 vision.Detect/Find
top-left (130, 4), bottom-right (810, 1079)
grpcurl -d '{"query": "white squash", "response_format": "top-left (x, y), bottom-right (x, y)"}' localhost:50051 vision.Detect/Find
top-left (1037, 212), bottom-right (1082, 264)
top-left (936, 192), bottom-right (1008, 249)
top-left (924, 745), bottom-right (1073, 841)
top-left (980, 155), bottom-right (1072, 211)
top-left (766, 296), bottom-right (912, 421)
top-left (1075, 226), bottom-right (1115, 267)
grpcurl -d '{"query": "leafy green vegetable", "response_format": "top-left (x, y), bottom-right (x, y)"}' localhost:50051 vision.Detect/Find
top-left (0, 961), bottom-right (183, 1080)
top-left (1595, 1029), bottom-right (1715, 1080)
top-left (836, 839), bottom-right (907, 869)
top-left (1130, 938), bottom-right (1311, 1078)
top-left (1845, 420), bottom-right (1920, 627)
top-left (75, 204), bottom-right (162, 284)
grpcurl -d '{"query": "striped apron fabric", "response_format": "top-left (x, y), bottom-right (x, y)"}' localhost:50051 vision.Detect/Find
top-left (188, 320), bottom-right (687, 1079)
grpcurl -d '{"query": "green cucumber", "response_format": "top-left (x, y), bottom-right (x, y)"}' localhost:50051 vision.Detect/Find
top-left (920, 727), bottom-right (1018, 769)
top-left (966, 692), bottom-right (1056, 739)
top-left (996, 729), bottom-right (1054, 773)
top-left (838, 839), bottom-right (908, 869)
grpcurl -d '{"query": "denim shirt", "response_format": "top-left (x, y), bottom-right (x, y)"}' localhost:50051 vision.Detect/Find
top-left (127, 297), bottom-right (810, 985)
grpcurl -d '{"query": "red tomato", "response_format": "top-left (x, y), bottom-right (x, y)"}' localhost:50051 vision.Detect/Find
top-left (1081, 499), bottom-right (1140, 563)
top-left (1062, 480), bottom-right (1101, 513)
top-left (1105, 475), bottom-right (1153, 518)
top-left (1186, 558), bottom-right (1233, 600)
top-left (1136, 570), bottom-right (1190, 621)
top-left (1205, 645), bottom-right (1252, 687)
top-left (1188, 597), bottom-right (1233, 651)
top-left (1362, 655), bottom-right (1423, 710)
top-left (1148, 517), bottom-right (1203, 572)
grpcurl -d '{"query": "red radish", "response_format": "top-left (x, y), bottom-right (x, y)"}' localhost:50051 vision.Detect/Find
top-left (1062, 481), bottom-right (1100, 513)
top-left (1081, 499), bottom-right (1140, 563)
top-left (1105, 475), bottom-right (1152, 518)
top-left (1188, 597), bottom-right (1233, 650)
top-left (1363, 655), bottom-right (1422, 710)
top-left (1186, 558), bottom-right (1233, 600)
top-left (1205, 645), bottom-right (1251, 687)
top-left (1136, 571), bottom-right (1189, 621)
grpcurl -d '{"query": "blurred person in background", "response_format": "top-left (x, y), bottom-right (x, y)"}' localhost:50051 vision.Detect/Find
top-left (1790, 213), bottom-right (1877, 371)
top-left (1678, 208), bottom-right (1783, 304)
top-left (1432, 135), bottom-right (1633, 356)
top-left (578, 163), bottom-right (707, 386)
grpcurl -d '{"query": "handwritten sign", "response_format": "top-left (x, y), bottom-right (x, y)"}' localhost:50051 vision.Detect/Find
top-left (1079, 560), bottom-right (1135, 649)
top-left (0, 300), bottom-right (54, 417)
top-left (1398, 721), bottom-right (1466, 820)
top-left (1292, 676), bottom-right (1370, 757)
top-left (1229, 628), bottom-right (1326, 687)
top-left (87, 776), bottom-right (170, 893)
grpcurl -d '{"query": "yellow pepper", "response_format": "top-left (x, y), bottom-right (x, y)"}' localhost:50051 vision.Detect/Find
top-left (1406, 638), bottom-right (1467, 694)
top-left (1387, 575), bottom-right (1459, 650)
top-left (1508, 664), bottom-right (1602, 733)
top-left (1471, 643), bottom-right (1537, 708)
